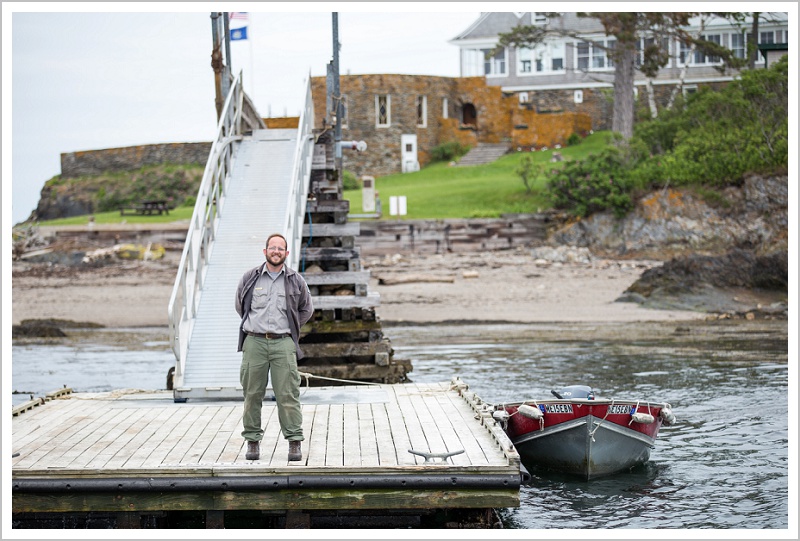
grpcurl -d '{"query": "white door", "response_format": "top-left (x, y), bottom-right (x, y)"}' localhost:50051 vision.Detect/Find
top-left (401, 134), bottom-right (419, 173)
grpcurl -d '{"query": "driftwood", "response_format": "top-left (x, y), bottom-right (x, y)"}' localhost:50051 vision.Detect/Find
top-left (377, 273), bottom-right (456, 286)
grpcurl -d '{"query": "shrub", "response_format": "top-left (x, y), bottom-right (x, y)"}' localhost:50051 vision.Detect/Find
top-left (430, 141), bottom-right (470, 162)
top-left (342, 170), bottom-right (360, 190)
top-left (566, 133), bottom-right (582, 146)
top-left (545, 147), bottom-right (634, 218)
top-left (516, 155), bottom-right (545, 194)
top-left (631, 56), bottom-right (788, 187)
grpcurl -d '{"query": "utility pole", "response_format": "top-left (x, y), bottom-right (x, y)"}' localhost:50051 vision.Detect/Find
top-left (210, 12), bottom-right (233, 122)
top-left (211, 12), bottom-right (225, 121)
top-left (332, 13), bottom-right (342, 173)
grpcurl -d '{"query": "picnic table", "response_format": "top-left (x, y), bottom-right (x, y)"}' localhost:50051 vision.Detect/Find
top-left (119, 200), bottom-right (170, 216)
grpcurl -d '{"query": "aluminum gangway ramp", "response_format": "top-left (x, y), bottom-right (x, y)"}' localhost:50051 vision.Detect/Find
top-left (175, 128), bottom-right (299, 400)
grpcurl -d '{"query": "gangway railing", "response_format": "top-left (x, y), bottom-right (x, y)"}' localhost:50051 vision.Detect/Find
top-left (167, 72), bottom-right (315, 389)
top-left (286, 76), bottom-right (315, 269)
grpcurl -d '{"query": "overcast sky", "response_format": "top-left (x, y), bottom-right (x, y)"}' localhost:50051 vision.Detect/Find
top-left (4, 4), bottom-right (483, 225)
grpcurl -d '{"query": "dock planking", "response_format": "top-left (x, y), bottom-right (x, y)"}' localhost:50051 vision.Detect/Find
top-left (12, 378), bottom-right (523, 522)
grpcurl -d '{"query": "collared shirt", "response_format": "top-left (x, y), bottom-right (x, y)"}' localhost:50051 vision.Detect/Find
top-left (243, 266), bottom-right (291, 335)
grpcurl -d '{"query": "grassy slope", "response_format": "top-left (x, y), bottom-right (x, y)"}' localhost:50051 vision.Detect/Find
top-left (31, 132), bottom-right (613, 226)
top-left (345, 131), bottom-right (612, 219)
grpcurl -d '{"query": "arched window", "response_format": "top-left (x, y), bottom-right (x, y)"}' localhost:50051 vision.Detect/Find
top-left (462, 103), bottom-right (477, 126)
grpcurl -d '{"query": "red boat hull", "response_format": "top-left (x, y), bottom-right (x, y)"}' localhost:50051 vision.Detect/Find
top-left (501, 400), bottom-right (667, 480)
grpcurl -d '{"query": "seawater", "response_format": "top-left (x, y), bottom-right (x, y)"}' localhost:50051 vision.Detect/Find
top-left (9, 321), bottom-right (791, 531)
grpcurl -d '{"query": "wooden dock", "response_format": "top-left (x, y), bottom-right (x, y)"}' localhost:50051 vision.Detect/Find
top-left (12, 378), bottom-right (523, 529)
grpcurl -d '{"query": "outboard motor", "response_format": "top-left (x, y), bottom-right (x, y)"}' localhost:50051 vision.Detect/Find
top-left (551, 385), bottom-right (594, 400)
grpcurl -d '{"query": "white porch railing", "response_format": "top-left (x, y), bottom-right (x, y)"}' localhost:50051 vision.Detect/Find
top-left (167, 73), bottom-right (315, 387)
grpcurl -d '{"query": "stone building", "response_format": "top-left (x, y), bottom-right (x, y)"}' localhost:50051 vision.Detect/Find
top-left (310, 74), bottom-right (590, 178)
top-left (308, 11), bottom-right (788, 178)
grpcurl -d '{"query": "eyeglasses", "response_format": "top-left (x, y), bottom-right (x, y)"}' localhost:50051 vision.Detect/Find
top-left (267, 246), bottom-right (287, 253)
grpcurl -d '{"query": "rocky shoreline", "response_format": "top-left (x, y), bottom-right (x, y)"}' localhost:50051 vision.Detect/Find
top-left (11, 172), bottom-right (789, 334)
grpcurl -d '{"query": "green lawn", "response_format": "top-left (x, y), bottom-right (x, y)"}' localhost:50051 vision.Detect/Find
top-left (29, 131), bottom-right (612, 226)
top-left (33, 206), bottom-right (195, 226)
top-left (345, 131), bottom-right (612, 219)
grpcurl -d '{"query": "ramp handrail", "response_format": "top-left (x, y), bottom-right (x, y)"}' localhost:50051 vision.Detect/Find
top-left (287, 76), bottom-right (315, 269)
top-left (167, 73), bottom-right (315, 389)
top-left (167, 72), bottom-right (265, 380)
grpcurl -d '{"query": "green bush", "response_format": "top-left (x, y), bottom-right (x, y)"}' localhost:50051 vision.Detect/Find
top-left (631, 56), bottom-right (788, 188)
top-left (545, 147), bottom-right (635, 218)
top-left (430, 141), bottom-right (470, 162)
top-left (342, 169), bottom-right (360, 190)
top-left (566, 133), bottom-right (582, 146)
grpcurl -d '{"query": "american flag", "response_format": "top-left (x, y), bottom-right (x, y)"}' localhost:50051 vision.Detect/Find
top-left (229, 12), bottom-right (248, 20)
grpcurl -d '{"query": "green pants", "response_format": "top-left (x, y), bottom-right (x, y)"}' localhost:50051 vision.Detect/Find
top-left (240, 335), bottom-right (304, 442)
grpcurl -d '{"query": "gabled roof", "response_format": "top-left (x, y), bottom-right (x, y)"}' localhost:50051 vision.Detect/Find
top-left (449, 12), bottom-right (606, 43)
top-left (450, 12), bottom-right (791, 44)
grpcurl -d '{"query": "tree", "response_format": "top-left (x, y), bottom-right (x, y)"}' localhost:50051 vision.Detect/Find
top-left (496, 12), bottom-right (750, 139)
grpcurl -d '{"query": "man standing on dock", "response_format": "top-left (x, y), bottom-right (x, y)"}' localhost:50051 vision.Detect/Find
top-left (235, 233), bottom-right (314, 462)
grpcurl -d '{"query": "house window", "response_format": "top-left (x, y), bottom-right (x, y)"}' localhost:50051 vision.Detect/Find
top-left (551, 42), bottom-right (565, 71)
top-left (416, 95), bottom-right (427, 127)
top-left (679, 40), bottom-right (692, 65)
top-left (519, 42), bottom-right (566, 75)
top-left (533, 12), bottom-right (548, 25)
top-left (577, 40), bottom-right (614, 71)
top-left (376, 95), bottom-right (390, 127)
top-left (462, 47), bottom-right (507, 77)
top-left (518, 47), bottom-right (533, 73)
top-left (442, 97), bottom-right (448, 119)
top-left (636, 36), bottom-right (669, 68)
top-left (577, 42), bottom-right (590, 70)
top-left (731, 33), bottom-right (746, 59)
top-left (592, 44), bottom-right (605, 69)
top-left (483, 47), bottom-right (506, 76)
top-left (694, 34), bottom-right (722, 64)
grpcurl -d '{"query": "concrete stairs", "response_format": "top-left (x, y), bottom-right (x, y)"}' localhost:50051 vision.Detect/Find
top-left (456, 143), bottom-right (510, 166)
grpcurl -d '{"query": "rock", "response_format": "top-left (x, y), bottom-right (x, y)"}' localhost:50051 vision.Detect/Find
top-left (619, 249), bottom-right (787, 317)
top-left (11, 318), bottom-right (103, 338)
top-left (378, 274), bottom-right (456, 285)
top-left (462, 270), bottom-right (480, 279)
top-left (548, 174), bottom-right (787, 258)
top-left (530, 246), bottom-right (593, 264)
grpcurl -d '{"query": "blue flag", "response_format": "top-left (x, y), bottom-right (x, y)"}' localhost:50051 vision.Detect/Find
top-left (230, 26), bottom-right (248, 41)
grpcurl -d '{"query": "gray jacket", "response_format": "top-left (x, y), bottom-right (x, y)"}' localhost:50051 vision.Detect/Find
top-left (235, 262), bottom-right (314, 358)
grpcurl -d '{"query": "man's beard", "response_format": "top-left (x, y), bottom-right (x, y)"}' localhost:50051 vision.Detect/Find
top-left (267, 253), bottom-right (286, 267)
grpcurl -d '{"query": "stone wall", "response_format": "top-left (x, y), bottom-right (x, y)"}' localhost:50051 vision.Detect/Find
top-left (60, 142), bottom-right (211, 178)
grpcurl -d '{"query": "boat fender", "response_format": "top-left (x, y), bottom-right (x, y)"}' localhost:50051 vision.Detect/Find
top-left (659, 407), bottom-right (676, 426)
top-left (518, 404), bottom-right (544, 420)
top-left (630, 412), bottom-right (655, 424)
top-left (492, 410), bottom-right (510, 429)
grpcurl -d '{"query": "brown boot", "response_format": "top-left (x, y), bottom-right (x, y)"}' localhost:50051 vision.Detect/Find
top-left (246, 440), bottom-right (260, 460)
top-left (288, 440), bottom-right (302, 461)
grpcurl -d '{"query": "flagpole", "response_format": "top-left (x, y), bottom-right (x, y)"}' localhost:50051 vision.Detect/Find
top-left (249, 17), bottom-right (255, 99)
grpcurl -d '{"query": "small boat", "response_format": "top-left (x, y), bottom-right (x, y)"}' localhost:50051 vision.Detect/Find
top-left (492, 385), bottom-right (676, 480)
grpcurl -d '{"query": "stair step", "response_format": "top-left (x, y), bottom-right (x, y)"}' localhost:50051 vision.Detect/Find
top-left (457, 144), bottom-right (509, 166)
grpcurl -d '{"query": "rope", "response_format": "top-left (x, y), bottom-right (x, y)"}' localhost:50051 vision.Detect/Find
top-left (504, 401), bottom-right (545, 432)
top-left (298, 371), bottom-right (383, 389)
top-left (588, 399), bottom-right (614, 442)
top-left (628, 400), bottom-right (641, 426)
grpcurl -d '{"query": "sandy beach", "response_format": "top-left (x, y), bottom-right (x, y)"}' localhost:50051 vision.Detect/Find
top-left (11, 249), bottom-right (706, 328)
